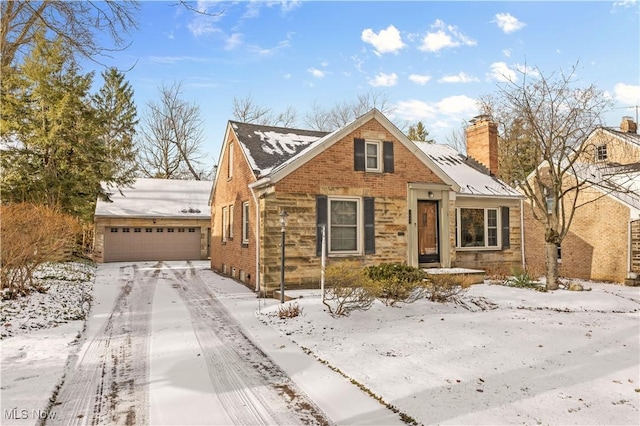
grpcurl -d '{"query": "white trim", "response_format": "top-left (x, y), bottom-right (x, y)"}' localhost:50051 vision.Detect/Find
top-left (365, 140), bottom-right (382, 172)
top-left (242, 201), bottom-right (250, 244)
top-left (228, 142), bottom-right (234, 179)
top-left (222, 206), bottom-right (228, 243)
top-left (327, 196), bottom-right (362, 256)
top-left (229, 204), bottom-right (234, 239)
top-left (456, 207), bottom-right (501, 250)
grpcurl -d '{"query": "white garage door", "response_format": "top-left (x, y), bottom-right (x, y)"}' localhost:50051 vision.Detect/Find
top-left (104, 226), bottom-right (201, 262)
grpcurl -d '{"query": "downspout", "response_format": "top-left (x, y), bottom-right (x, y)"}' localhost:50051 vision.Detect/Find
top-left (628, 219), bottom-right (633, 279)
top-left (250, 186), bottom-right (261, 294)
top-left (520, 199), bottom-right (526, 270)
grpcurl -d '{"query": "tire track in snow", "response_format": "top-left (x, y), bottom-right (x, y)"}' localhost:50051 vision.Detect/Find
top-left (167, 262), bottom-right (331, 426)
top-left (46, 263), bottom-right (158, 426)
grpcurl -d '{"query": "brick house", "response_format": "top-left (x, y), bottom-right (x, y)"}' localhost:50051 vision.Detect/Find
top-left (94, 178), bottom-right (212, 262)
top-left (523, 117), bottom-right (640, 283)
top-left (210, 109), bottom-right (524, 295)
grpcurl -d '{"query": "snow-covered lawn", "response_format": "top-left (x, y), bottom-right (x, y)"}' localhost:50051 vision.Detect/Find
top-left (259, 282), bottom-right (640, 425)
top-left (2, 262), bottom-right (639, 425)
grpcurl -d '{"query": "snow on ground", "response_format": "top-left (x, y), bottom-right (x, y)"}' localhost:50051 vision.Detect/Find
top-left (259, 282), bottom-right (640, 425)
top-left (1, 262), bottom-right (95, 425)
top-left (2, 262), bottom-right (639, 426)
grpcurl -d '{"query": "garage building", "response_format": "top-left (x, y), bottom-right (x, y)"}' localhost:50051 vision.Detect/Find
top-left (94, 178), bottom-right (213, 262)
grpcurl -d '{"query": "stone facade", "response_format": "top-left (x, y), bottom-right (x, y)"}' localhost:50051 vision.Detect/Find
top-left (211, 112), bottom-right (525, 295)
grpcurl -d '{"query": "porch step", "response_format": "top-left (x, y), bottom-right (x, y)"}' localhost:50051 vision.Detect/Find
top-left (423, 268), bottom-right (486, 285)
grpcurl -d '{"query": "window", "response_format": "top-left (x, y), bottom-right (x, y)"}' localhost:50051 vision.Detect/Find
top-left (229, 204), bottom-right (234, 239)
top-left (122, 228), bottom-right (130, 233)
top-left (222, 207), bottom-right (228, 242)
top-left (228, 142), bottom-right (234, 178)
top-left (134, 228), bottom-right (141, 233)
top-left (242, 201), bottom-right (250, 244)
top-left (156, 228), bottom-right (163, 232)
top-left (329, 198), bottom-right (360, 254)
top-left (188, 228), bottom-right (195, 233)
top-left (457, 208), bottom-right (500, 248)
top-left (595, 144), bottom-right (607, 161)
top-left (110, 228), bottom-right (118, 233)
top-left (145, 228), bottom-right (152, 233)
top-left (167, 228), bottom-right (174, 233)
top-left (178, 228), bottom-right (185, 233)
top-left (365, 141), bottom-right (381, 172)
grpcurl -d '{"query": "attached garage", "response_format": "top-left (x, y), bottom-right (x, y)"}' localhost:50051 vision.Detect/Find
top-left (94, 178), bottom-right (213, 263)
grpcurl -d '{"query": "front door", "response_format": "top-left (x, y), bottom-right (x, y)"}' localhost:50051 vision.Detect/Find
top-left (418, 200), bottom-right (439, 264)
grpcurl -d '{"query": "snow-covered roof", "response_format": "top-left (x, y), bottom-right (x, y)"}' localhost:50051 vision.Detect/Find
top-left (230, 121), bottom-right (329, 178)
top-left (575, 162), bottom-right (640, 213)
top-left (95, 178), bottom-right (213, 218)
top-left (414, 143), bottom-right (522, 198)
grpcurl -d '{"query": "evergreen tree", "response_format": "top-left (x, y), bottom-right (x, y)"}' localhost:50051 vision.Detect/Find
top-left (407, 121), bottom-right (435, 143)
top-left (0, 31), bottom-right (111, 221)
top-left (93, 67), bottom-right (139, 187)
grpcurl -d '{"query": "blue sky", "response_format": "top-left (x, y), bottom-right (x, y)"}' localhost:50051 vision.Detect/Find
top-left (92, 0), bottom-right (640, 166)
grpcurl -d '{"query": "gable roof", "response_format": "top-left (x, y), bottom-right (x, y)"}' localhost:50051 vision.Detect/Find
top-left (230, 121), bottom-right (329, 178)
top-left (95, 178), bottom-right (212, 219)
top-left (250, 109), bottom-right (458, 190)
top-left (595, 127), bottom-right (640, 148)
top-left (574, 162), bottom-right (640, 214)
top-left (414, 143), bottom-right (522, 198)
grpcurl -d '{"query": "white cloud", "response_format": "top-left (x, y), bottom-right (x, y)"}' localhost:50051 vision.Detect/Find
top-left (307, 67), bottom-right (326, 79)
top-left (361, 25), bottom-right (406, 55)
top-left (503, 48), bottom-right (512, 58)
top-left (187, 18), bottom-right (220, 37)
top-left (225, 33), bottom-right (242, 50)
top-left (436, 95), bottom-right (478, 116)
top-left (248, 37), bottom-right (291, 56)
top-left (368, 72), bottom-right (398, 87)
top-left (418, 19), bottom-right (476, 53)
top-left (394, 100), bottom-right (438, 121)
top-left (409, 74), bottom-right (432, 85)
top-left (438, 72), bottom-right (479, 83)
top-left (614, 83), bottom-right (640, 105)
top-left (613, 0), bottom-right (637, 9)
top-left (515, 63), bottom-right (540, 78)
top-left (487, 62), bottom-right (517, 82)
top-left (494, 13), bottom-right (526, 33)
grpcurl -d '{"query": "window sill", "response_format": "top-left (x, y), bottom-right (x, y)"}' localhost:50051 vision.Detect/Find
top-left (241, 242), bottom-right (249, 248)
top-left (456, 246), bottom-right (502, 252)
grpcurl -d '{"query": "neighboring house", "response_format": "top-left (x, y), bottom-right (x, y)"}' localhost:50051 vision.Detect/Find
top-left (523, 117), bottom-right (640, 284)
top-left (210, 109), bottom-right (523, 295)
top-left (94, 178), bottom-right (213, 262)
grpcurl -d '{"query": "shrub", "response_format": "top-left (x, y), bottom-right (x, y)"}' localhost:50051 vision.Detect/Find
top-left (278, 302), bottom-right (303, 319)
top-left (504, 268), bottom-right (546, 292)
top-left (322, 261), bottom-right (377, 317)
top-left (1, 203), bottom-right (81, 299)
top-left (365, 263), bottom-right (428, 306)
top-left (425, 273), bottom-right (471, 303)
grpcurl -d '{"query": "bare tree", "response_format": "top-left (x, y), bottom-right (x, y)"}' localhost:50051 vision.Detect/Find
top-left (137, 82), bottom-right (212, 180)
top-left (0, 1), bottom-right (139, 69)
top-left (304, 90), bottom-right (395, 131)
top-left (479, 63), bottom-right (613, 290)
top-left (232, 95), bottom-right (297, 127)
top-left (445, 121), bottom-right (468, 155)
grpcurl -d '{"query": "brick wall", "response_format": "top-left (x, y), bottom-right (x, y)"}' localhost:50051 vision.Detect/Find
top-left (579, 128), bottom-right (640, 165)
top-left (523, 186), bottom-right (631, 283)
top-left (210, 132), bottom-right (258, 287)
top-left (632, 220), bottom-right (640, 274)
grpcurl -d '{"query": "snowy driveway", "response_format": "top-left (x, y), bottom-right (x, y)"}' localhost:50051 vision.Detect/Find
top-left (47, 261), bottom-right (330, 426)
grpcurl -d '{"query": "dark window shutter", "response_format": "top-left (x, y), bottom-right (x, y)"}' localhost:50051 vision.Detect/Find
top-left (501, 207), bottom-right (510, 249)
top-left (364, 197), bottom-right (375, 254)
top-left (316, 195), bottom-right (328, 256)
top-left (354, 138), bottom-right (365, 171)
top-left (383, 141), bottom-right (394, 173)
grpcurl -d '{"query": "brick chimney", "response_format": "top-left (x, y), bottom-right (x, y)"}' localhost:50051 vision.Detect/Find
top-left (466, 114), bottom-right (498, 176)
top-left (620, 116), bottom-right (637, 133)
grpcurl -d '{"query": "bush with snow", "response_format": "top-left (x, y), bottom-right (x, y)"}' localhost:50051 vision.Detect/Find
top-left (322, 261), bottom-right (377, 317)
